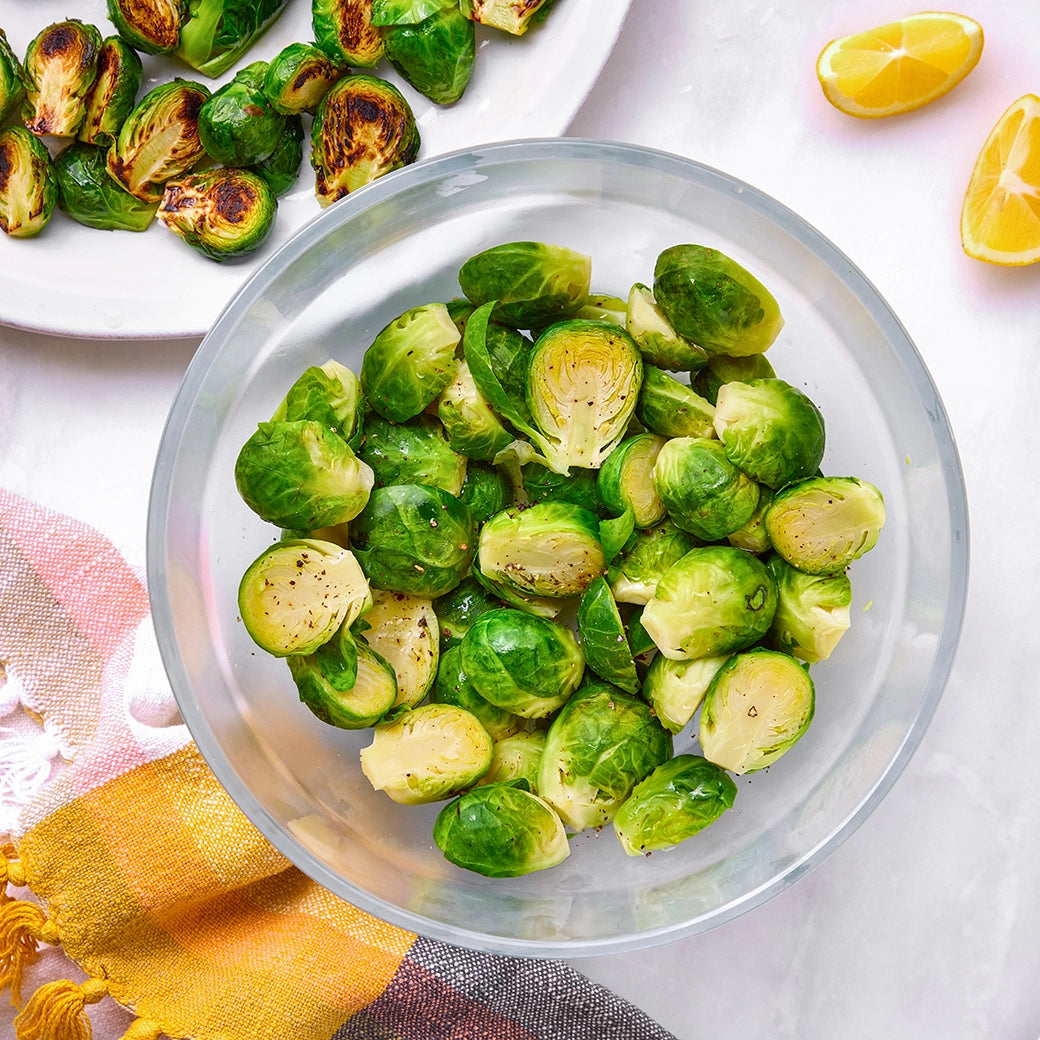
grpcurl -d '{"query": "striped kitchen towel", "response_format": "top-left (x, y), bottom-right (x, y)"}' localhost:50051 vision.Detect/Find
top-left (0, 489), bottom-right (676, 1040)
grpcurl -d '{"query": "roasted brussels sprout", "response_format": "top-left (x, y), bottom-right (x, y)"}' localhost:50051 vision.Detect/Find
top-left (598, 433), bottom-right (668, 528)
top-left (237, 539), bottom-right (371, 656)
top-left (607, 519), bottom-right (700, 606)
top-left (107, 79), bottom-right (211, 203)
top-left (765, 476), bottom-right (886, 575)
top-left (54, 141), bottom-right (158, 232)
top-left (22, 20), bottom-right (102, 138)
top-left (359, 589), bottom-right (439, 708)
top-left (434, 575), bottom-right (501, 650)
top-left (360, 302), bottom-right (459, 422)
top-left (436, 358), bottom-right (515, 462)
top-left (637, 365), bottom-right (716, 440)
top-left (313, 0), bottom-right (386, 67)
top-left (431, 644), bottom-right (522, 740)
top-left (177, 0), bottom-right (292, 78)
top-left (459, 0), bottom-right (551, 35)
top-left (434, 780), bottom-right (569, 877)
top-left (350, 483), bottom-right (476, 597)
top-left (476, 731), bottom-right (546, 789)
top-left (158, 167), bottom-right (278, 262)
top-left (699, 648), bottom-right (815, 774)
top-left (613, 754), bottom-right (737, 856)
top-left (459, 607), bottom-right (584, 718)
top-left (0, 29), bottom-right (25, 125)
top-left (311, 74), bottom-right (419, 205)
top-left (357, 414), bottom-right (466, 496)
top-left (0, 127), bottom-right (57, 238)
top-left (626, 282), bottom-right (710, 371)
top-left (537, 682), bottom-right (672, 832)
top-left (458, 461), bottom-right (511, 526)
top-left (653, 244), bottom-right (785, 357)
top-left (252, 113), bottom-right (304, 197)
top-left (576, 576), bottom-right (639, 694)
top-left (198, 61), bottom-right (285, 167)
top-left (107, 0), bottom-right (185, 55)
top-left (272, 359), bottom-right (364, 448)
top-left (765, 552), bottom-right (852, 664)
top-left (359, 703), bottom-right (493, 805)
top-left (384, 4), bottom-right (475, 105)
top-left (640, 545), bottom-right (777, 661)
top-left (642, 652), bottom-right (730, 734)
top-left (77, 36), bottom-right (142, 149)
top-left (263, 42), bottom-right (343, 115)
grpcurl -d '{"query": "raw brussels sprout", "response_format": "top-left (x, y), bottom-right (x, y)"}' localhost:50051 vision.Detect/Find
top-left (607, 519), bottom-right (700, 606)
top-left (158, 168), bottom-right (278, 262)
top-left (107, 0), bottom-right (185, 55)
top-left (537, 682), bottom-right (672, 832)
top-left (22, 20), bottom-right (102, 138)
top-left (640, 545), bottom-right (777, 661)
top-left (613, 754), bottom-right (737, 856)
top-left (234, 420), bottom-right (373, 529)
top-left (642, 652), bottom-right (730, 734)
top-left (598, 433), bottom-right (668, 528)
top-left (288, 622), bottom-right (396, 728)
top-left (522, 463), bottom-right (605, 516)
top-left (699, 648), bottom-right (815, 774)
top-left (372, 0), bottom-right (457, 24)
top-left (653, 437), bottom-right (760, 541)
top-left (576, 576), bottom-right (639, 694)
top-left (350, 483), bottom-right (476, 597)
top-left (458, 462), bottom-right (511, 526)
top-left (478, 502), bottom-right (605, 600)
top-left (271, 359), bottom-right (364, 448)
top-left (359, 703), bottom-right (493, 805)
top-left (637, 365), bottom-right (716, 440)
top-left (476, 730), bottom-right (546, 789)
top-left (434, 575), bottom-right (501, 650)
top-left (765, 552), bottom-right (852, 664)
top-left (433, 780), bottom-right (569, 877)
top-left (177, 0), bottom-right (291, 78)
top-left (459, 607), bottom-right (584, 718)
top-left (765, 476), bottom-right (886, 575)
top-left (459, 0), bottom-right (551, 35)
top-left (198, 61), bottom-right (286, 167)
top-left (54, 141), bottom-right (158, 232)
top-left (237, 539), bottom-right (371, 656)
top-left (458, 241), bottom-right (591, 329)
top-left (77, 36), bottom-right (142, 148)
top-left (252, 114), bottom-right (304, 197)
top-left (359, 588), bottom-right (439, 708)
top-left (107, 79), bottom-right (211, 203)
top-left (0, 29), bottom-right (26, 124)
top-left (626, 283), bottom-right (710, 371)
top-left (0, 127), bottom-right (57, 238)
top-left (692, 352), bottom-right (776, 405)
top-left (311, 74), bottom-right (419, 205)
top-left (653, 244), bottom-right (785, 357)
top-left (263, 42), bottom-right (343, 115)
top-left (526, 319), bottom-right (644, 471)
top-left (358, 414), bottom-right (466, 496)
top-left (313, 0), bottom-right (386, 67)
top-left (431, 644), bottom-right (522, 740)
top-left (360, 302), bottom-right (459, 422)
top-left (712, 378), bottom-right (826, 490)
top-left (384, 5), bottom-right (475, 105)
top-left (436, 358), bottom-right (515, 462)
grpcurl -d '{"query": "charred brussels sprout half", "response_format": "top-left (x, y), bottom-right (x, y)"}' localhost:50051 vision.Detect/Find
top-left (107, 79), bottom-right (211, 203)
top-left (313, 0), bottom-right (386, 67)
top-left (198, 61), bottom-right (286, 167)
top-left (107, 0), bottom-right (185, 55)
top-left (263, 42), bottom-right (343, 115)
top-left (158, 168), bottom-right (277, 262)
top-left (22, 20), bottom-right (102, 138)
top-left (54, 141), bottom-right (158, 232)
top-left (460, 0), bottom-right (551, 35)
top-left (0, 29), bottom-right (25, 125)
top-left (311, 74), bottom-right (419, 205)
top-left (77, 36), bottom-right (142, 149)
top-left (0, 128), bottom-right (57, 238)
top-left (177, 0), bottom-right (292, 78)
top-left (383, 5), bottom-right (475, 105)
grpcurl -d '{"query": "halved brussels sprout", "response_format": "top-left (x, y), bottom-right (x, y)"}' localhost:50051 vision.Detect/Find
top-left (642, 652), bottom-right (730, 734)
top-left (0, 127), bottom-right (57, 238)
top-left (107, 0), bottom-right (185, 55)
top-left (263, 42), bottom-right (343, 115)
top-left (433, 780), bottom-right (569, 877)
top-left (77, 36), bottom-right (142, 148)
top-left (537, 682), bottom-right (672, 832)
top-left (459, 0), bottom-right (551, 35)
top-left (692, 352), bottom-right (776, 405)
top-left (158, 168), bottom-right (278, 262)
top-left (0, 29), bottom-right (26, 124)
top-left (653, 437), bottom-right (760, 542)
top-left (177, 0), bottom-right (291, 78)
top-left (107, 79), bottom-right (211, 203)
top-left (637, 365), bottom-right (716, 440)
top-left (237, 539), bottom-right (371, 656)
top-left (607, 519), bottom-right (700, 606)
top-left (54, 141), bottom-right (158, 232)
top-left (434, 575), bottom-right (502, 650)
top-left (436, 358), bottom-right (515, 462)
top-left (526, 319), bottom-right (644, 471)
top-left (576, 576), bottom-right (639, 695)
top-left (384, 5), bottom-right (475, 105)
top-left (478, 502), bottom-right (605, 600)
top-left (459, 607), bottom-right (584, 718)
top-left (360, 302), bottom-right (459, 422)
top-left (271, 359), bottom-right (364, 448)
top-left (198, 61), bottom-right (286, 167)
top-left (640, 545), bottom-right (777, 661)
top-left (765, 476), bottom-right (886, 575)
top-left (311, 74), bottom-right (419, 205)
top-left (653, 244), bottom-right (785, 357)
top-left (359, 588), bottom-right (439, 708)
top-left (726, 485), bottom-right (774, 554)
top-left (357, 414), bottom-right (466, 496)
top-left (699, 648), bottom-right (815, 774)
top-left (22, 20), bottom-right (102, 138)
top-left (350, 483), bottom-right (476, 597)
top-left (626, 283), bottom-right (709, 371)
top-left (475, 731), bottom-right (546, 790)
top-left (431, 644), bottom-right (523, 741)
top-left (613, 754), bottom-right (737, 856)
top-left (458, 462), bottom-right (511, 526)
top-left (598, 433), bottom-right (668, 528)
top-left (313, 0), bottom-right (386, 67)
top-left (359, 703), bottom-right (493, 805)
top-left (253, 114), bottom-right (305, 197)
top-left (765, 552), bottom-right (852, 664)
top-left (458, 241), bottom-right (591, 330)
top-left (234, 420), bottom-right (373, 530)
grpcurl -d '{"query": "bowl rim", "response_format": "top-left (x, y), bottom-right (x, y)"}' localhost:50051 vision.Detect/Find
top-left (147, 136), bottom-right (971, 957)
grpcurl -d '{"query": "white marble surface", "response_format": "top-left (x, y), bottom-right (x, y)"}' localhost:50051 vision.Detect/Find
top-left (2, 1), bottom-right (1040, 1037)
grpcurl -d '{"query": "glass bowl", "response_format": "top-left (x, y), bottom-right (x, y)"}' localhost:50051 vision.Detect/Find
top-left (147, 138), bottom-right (969, 957)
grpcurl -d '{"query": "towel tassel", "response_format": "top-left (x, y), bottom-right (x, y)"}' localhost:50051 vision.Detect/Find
top-left (1, 848), bottom-right (27, 895)
top-left (121, 1019), bottom-right (165, 1040)
top-left (13, 976), bottom-right (110, 1040)
top-left (0, 898), bottom-right (61, 1006)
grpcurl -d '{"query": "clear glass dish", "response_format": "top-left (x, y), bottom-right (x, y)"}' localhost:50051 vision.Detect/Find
top-left (147, 138), bottom-right (969, 957)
